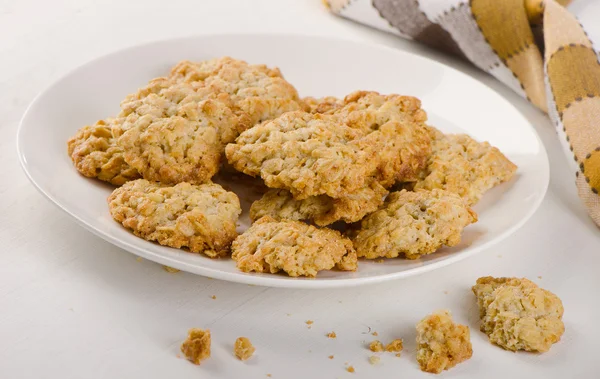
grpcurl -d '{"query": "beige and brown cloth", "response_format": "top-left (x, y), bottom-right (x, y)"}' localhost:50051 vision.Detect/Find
top-left (324, 0), bottom-right (600, 227)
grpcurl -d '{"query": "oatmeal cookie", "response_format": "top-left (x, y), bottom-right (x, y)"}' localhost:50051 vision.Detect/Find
top-left (67, 119), bottom-right (139, 186)
top-left (117, 99), bottom-right (236, 184)
top-left (181, 328), bottom-right (211, 365)
top-left (231, 216), bottom-right (357, 277)
top-left (352, 189), bottom-right (477, 259)
top-left (472, 277), bottom-right (564, 352)
top-left (108, 179), bottom-right (241, 257)
top-left (416, 310), bottom-right (472, 374)
top-left (226, 111), bottom-right (381, 199)
top-left (170, 57), bottom-right (304, 125)
top-left (249, 181), bottom-right (387, 226)
top-left (330, 91), bottom-right (431, 185)
top-left (410, 128), bottom-right (517, 205)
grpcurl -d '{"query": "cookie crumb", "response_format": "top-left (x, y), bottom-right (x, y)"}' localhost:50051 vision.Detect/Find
top-left (538, 276), bottom-right (542, 279)
top-left (163, 265), bottom-right (180, 273)
top-left (385, 339), bottom-right (403, 353)
top-left (375, 259), bottom-right (385, 263)
top-left (329, 355), bottom-right (334, 359)
top-left (395, 353), bottom-right (401, 357)
top-left (234, 337), bottom-right (255, 361)
top-left (286, 313), bottom-right (292, 316)
top-left (211, 295), bottom-right (217, 300)
top-left (326, 332), bottom-right (337, 339)
top-left (136, 257), bottom-right (143, 262)
top-left (181, 328), bottom-right (211, 365)
top-left (369, 340), bottom-right (384, 352)
top-left (371, 331), bottom-right (378, 336)
top-left (306, 320), bottom-right (314, 327)
top-left (266, 374), bottom-right (271, 378)
top-left (369, 356), bottom-right (380, 365)
top-left (443, 291), bottom-right (449, 295)
top-left (346, 366), bottom-right (355, 373)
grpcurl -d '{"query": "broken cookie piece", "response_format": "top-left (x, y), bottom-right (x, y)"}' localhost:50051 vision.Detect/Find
top-left (67, 119), bottom-right (140, 186)
top-left (385, 339), bottom-right (403, 353)
top-left (352, 189), bottom-right (477, 259)
top-left (249, 182), bottom-right (387, 226)
top-left (181, 328), bottom-right (211, 365)
top-left (472, 276), bottom-right (564, 352)
top-left (231, 216), bottom-right (357, 277)
top-left (234, 337), bottom-right (255, 361)
top-left (416, 310), bottom-right (472, 374)
top-left (409, 128), bottom-right (517, 205)
top-left (108, 179), bottom-right (241, 257)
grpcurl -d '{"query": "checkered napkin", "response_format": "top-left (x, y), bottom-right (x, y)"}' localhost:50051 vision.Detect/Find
top-left (325, 0), bottom-right (600, 227)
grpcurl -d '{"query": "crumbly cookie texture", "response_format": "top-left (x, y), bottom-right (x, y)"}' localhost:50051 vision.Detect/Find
top-left (472, 277), bottom-right (565, 352)
top-left (302, 96), bottom-right (344, 114)
top-left (117, 99), bottom-right (236, 185)
top-left (369, 340), bottom-right (384, 352)
top-left (234, 337), bottom-right (255, 361)
top-left (231, 216), bottom-right (357, 277)
top-left (181, 328), bottom-right (211, 365)
top-left (385, 339), bottom-right (404, 353)
top-left (416, 310), bottom-right (472, 374)
top-left (108, 179), bottom-right (241, 257)
top-left (249, 182), bottom-right (388, 226)
top-left (352, 189), bottom-right (477, 259)
top-left (170, 57), bottom-right (304, 125)
top-left (67, 119), bottom-right (139, 186)
top-left (226, 111), bottom-right (381, 199)
top-left (410, 127), bottom-right (517, 205)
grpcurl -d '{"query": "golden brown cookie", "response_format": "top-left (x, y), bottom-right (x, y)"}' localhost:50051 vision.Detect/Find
top-left (234, 337), bottom-right (255, 361)
top-left (67, 119), bottom-right (139, 186)
top-left (352, 189), bottom-right (477, 259)
top-left (170, 57), bottom-right (304, 125)
top-left (231, 216), bottom-right (357, 277)
top-left (117, 99), bottom-right (236, 185)
top-left (302, 96), bottom-right (344, 114)
top-left (108, 179), bottom-right (241, 257)
top-left (226, 111), bottom-right (381, 200)
top-left (410, 127), bottom-right (517, 205)
top-left (181, 328), bottom-right (211, 365)
top-left (249, 181), bottom-right (387, 226)
top-left (472, 277), bottom-right (565, 352)
top-left (416, 310), bottom-right (472, 374)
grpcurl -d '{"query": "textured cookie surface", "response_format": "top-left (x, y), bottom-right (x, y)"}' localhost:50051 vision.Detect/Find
top-left (416, 310), bottom-right (472, 374)
top-left (352, 189), bottom-right (477, 259)
top-left (108, 179), bottom-right (241, 257)
top-left (170, 57), bottom-right (304, 125)
top-left (249, 182), bottom-right (388, 226)
top-left (226, 111), bottom-right (381, 199)
top-left (411, 127), bottom-right (517, 205)
top-left (117, 99), bottom-right (236, 184)
top-left (231, 216), bottom-right (357, 277)
top-left (181, 328), bottom-right (211, 365)
top-left (302, 96), bottom-right (344, 114)
top-left (472, 277), bottom-right (564, 352)
top-left (67, 119), bottom-right (139, 186)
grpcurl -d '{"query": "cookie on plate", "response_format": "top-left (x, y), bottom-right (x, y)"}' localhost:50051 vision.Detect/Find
top-left (352, 189), bottom-right (477, 259)
top-left (108, 179), bottom-right (241, 257)
top-left (231, 216), bottom-right (357, 277)
top-left (249, 181), bottom-right (388, 226)
top-left (416, 310), bottom-right (472, 374)
top-left (226, 111), bottom-right (381, 199)
top-left (472, 277), bottom-right (564, 352)
top-left (117, 99), bottom-right (237, 185)
top-left (409, 127), bottom-right (517, 205)
top-left (170, 57), bottom-right (305, 125)
top-left (67, 119), bottom-right (140, 186)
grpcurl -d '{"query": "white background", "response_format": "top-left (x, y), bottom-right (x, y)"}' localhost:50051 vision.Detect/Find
top-left (2, 0), bottom-right (600, 378)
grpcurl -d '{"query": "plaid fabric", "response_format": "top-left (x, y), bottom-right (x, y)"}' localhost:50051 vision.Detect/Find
top-left (325, 0), bottom-right (600, 227)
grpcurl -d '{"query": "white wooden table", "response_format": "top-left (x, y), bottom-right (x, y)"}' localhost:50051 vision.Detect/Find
top-left (2, 1), bottom-right (600, 378)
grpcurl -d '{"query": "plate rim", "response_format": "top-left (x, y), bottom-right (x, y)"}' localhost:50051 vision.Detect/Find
top-left (16, 33), bottom-right (550, 289)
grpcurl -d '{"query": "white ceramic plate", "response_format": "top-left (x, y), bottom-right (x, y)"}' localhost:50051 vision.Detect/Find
top-left (17, 34), bottom-right (548, 289)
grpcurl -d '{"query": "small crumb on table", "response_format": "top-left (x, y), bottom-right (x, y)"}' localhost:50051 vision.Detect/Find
top-left (163, 265), bottom-right (180, 273)
top-left (136, 256), bottom-right (143, 262)
top-left (234, 337), bottom-right (255, 361)
top-left (326, 331), bottom-right (337, 339)
top-left (211, 295), bottom-right (217, 300)
top-left (346, 366), bottom-right (355, 373)
top-left (181, 328), bottom-right (211, 365)
top-left (369, 340), bottom-right (384, 352)
top-left (385, 339), bottom-right (403, 353)
top-left (369, 356), bottom-right (381, 365)
top-left (371, 331), bottom-right (378, 336)
top-left (328, 355), bottom-right (334, 359)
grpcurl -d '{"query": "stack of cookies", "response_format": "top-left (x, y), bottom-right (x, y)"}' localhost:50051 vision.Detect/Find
top-left (67, 57), bottom-right (517, 277)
